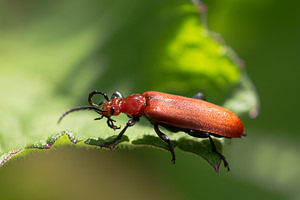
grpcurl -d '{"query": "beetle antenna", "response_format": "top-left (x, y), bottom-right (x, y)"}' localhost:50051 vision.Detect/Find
top-left (58, 106), bottom-right (106, 124)
top-left (88, 90), bottom-right (109, 106)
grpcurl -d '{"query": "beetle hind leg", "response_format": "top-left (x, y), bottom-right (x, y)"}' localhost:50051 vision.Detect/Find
top-left (187, 130), bottom-right (229, 171)
top-left (208, 135), bottom-right (230, 171)
top-left (153, 124), bottom-right (176, 164)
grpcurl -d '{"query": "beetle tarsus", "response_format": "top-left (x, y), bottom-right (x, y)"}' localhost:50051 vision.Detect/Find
top-left (106, 117), bottom-right (121, 130)
top-left (154, 124), bottom-right (176, 164)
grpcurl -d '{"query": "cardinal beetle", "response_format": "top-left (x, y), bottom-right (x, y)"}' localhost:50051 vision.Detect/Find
top-left (58, 91), bottom-right (245, 170)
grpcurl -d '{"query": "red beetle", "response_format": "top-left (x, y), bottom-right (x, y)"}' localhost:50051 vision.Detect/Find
top-left (58, 91), bottom-right (245, 170)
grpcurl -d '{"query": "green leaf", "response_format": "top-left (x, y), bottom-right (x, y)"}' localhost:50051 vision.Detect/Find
top-left (0, 0), bottom-right (259, 173)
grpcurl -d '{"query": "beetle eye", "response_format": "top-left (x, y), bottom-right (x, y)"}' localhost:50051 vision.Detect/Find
top-left (111, 91), bottom-right (124, 100)
top-left (110, 107), bottom-right (115, 116)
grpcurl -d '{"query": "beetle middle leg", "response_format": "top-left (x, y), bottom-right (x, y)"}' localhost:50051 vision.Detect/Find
top-left (100, 117), bottom-right (138, 151)
top-left (153, 124), bottom-right (176, 164)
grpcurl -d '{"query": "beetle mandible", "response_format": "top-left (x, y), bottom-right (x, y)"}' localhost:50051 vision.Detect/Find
top-left (58, 91), bottom-right (245, 171)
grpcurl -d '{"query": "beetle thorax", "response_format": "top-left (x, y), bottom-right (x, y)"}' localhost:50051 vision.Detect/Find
top-left (122, 94), bottom-right (146, 116)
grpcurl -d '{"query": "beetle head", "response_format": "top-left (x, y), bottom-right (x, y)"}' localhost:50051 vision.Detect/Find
top-left (101, 96), bottom-right (124, 117)
top-left (58, 91), bottom-right (123, 130)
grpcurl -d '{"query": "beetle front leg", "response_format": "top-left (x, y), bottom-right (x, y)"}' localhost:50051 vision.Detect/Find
top-left (154, 124), bottom-right (176, 164)
top-left (100, 118), bottom-right (137, 151)
top-left (106, 117), bottom-right (121, 130)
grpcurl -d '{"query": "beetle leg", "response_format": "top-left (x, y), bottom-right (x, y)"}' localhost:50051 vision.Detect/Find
top-left (106, 117), bottom-right (121, 130)
top-left (193, 92), bottom-right (207, 101)
top-left (186, 130), bottom-right (209, 138)
top-left (187, 130), bottom-right (229, 171)
top-left (100, 118), bottom-right (137, 151)
top-left (94, 115), bottom-right (104, 121)
top-left (153, 124), bottom-right (176, 164)
top-left (208, 135), bottom-right (230, 171)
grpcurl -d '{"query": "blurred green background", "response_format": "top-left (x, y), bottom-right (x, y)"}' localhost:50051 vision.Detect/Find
top-left (0, 0), bottom-right (299, 199)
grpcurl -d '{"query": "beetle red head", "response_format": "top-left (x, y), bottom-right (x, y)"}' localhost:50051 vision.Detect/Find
top-left (101, 97), bottom-right (124, 117)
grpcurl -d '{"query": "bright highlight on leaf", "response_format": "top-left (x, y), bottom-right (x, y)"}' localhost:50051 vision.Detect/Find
top-left (167, 18), bottom-right (239, 79)
top-left (161, 17), bottom-right (241, 99)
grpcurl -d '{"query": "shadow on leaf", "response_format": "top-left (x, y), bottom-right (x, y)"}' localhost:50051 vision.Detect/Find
top-left (84, 135), bottom-right (129, 148)
top-left (177, 137), bottom-right (222, 172)
top-left (132, 135), bottom-right (179, 151)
